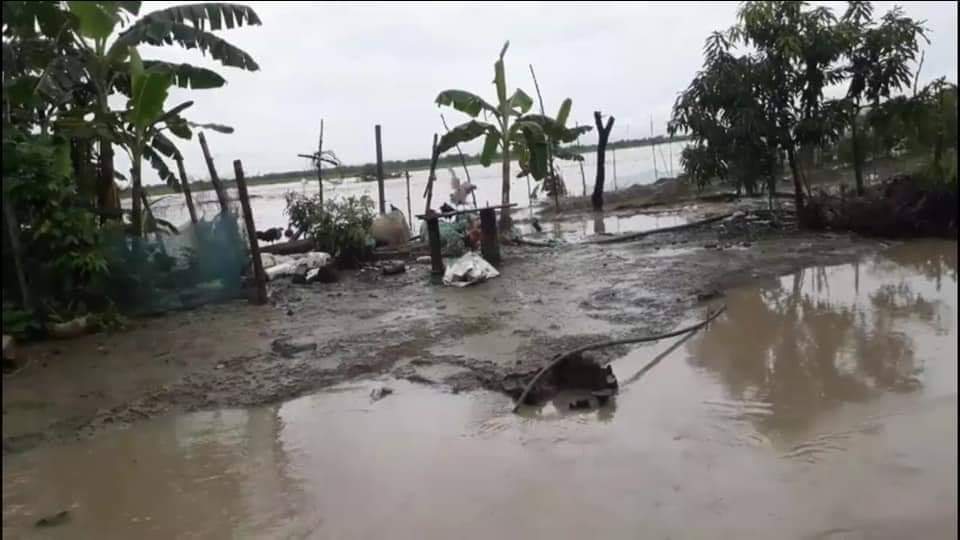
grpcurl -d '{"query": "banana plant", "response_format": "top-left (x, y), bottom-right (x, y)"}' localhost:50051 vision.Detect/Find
top-left (63, 1), bottom-right (260, 211)
top-left (436, 42), bottom-right (589, 225)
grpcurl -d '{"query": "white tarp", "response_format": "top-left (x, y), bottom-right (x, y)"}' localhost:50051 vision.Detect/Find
top-left (442, 252), bottom-right (500, 287)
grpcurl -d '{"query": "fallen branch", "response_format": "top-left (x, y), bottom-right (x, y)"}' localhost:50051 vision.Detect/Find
top-left (512, 306), bottom-right (727, 412)
top-left (589, 213), bottom-right (732, 245)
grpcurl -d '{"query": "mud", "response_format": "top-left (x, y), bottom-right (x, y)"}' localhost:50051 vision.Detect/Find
top-left (2, 240), bottom-right (955, 538)
top-left (3, 200), bottom-right (888, 455)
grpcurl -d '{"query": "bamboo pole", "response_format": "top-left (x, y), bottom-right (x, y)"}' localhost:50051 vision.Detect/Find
top-left (175, 155), bottom-right (198, 224)
top-left (576, 121), bottom-right (587, 197)
top-left (317, 119), bottom-right (324, 207)
top-left (233, 160), bottom-right (268, 305)
top-left (423, 134), bottom-right (440, 211)
top-left (529, 64), bottom-right (559, 210)
top-left (198, 132), bottom-right (229, 215)
top-left (375, 124), bottom-right (385, 215)
top-left (405, 169), bottom-right (412, 228)
top-left (650, 115), bottom-right (659, 181)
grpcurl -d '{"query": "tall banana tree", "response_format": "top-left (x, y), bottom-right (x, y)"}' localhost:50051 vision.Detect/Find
top-left (436, 41), bottom-right (588, 228)
top-left (64, 1), bottom-right (260, 212)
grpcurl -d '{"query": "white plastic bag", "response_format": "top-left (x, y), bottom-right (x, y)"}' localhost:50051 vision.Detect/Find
top-left (442, 252), bottom-right (500, 287)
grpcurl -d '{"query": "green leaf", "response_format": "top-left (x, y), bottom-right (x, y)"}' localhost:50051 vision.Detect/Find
top-left (508, 89), bottom-right (533, 115)
top-left (113, 4), bottom-right (262, 71)
top-left (144, 61), bottom-right (226, 89)
top-left (437, 120), bottom-right (496, 154)
top-left (143, 145), bottom-right (180, 188)
top-left (435, 90), bottom-right (497, 118)
top-left (480, 131), bottom-right (499, 166)
top-left (494, 57), bottom-right (507, 104)
top-left (69, 1), bottom-right (119, 39)
top-left (129, 52), bottom-right (172, 130)
top-left (556, 98), bottom-right (572, 127)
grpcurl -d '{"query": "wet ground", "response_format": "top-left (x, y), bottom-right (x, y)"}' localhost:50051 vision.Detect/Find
top-left (3, 239), bottom-right (956, 538)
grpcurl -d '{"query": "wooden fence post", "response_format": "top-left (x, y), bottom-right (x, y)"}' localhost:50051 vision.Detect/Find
top-left (375, 124), bottom-right (385, 215)
top-left (233, 160), bottom-right (268, 305)
top-left (175, 156), bottom-right (198, 224)
top-left (405, 170), bottom-right (412, 228)
top-left (198, 132), bottom-right (229, 215)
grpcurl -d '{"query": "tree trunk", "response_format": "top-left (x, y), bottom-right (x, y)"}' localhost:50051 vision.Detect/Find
top-left (786, 145), bottom-right (804, 212)
top-left (851, 105), bottom-right (864, 195)
top-left (591, 111), bottom-right (615, 211)
top-left (97, 136), bottom-right (118, 217)
top-left (131, 149), bottom-right (143, 238)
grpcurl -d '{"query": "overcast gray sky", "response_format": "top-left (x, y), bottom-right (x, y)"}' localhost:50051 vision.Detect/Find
top-left (131, 1), bottom-right (958, 183)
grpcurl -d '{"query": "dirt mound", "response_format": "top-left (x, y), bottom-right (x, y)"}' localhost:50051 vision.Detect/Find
top-left (803, 175), bottom-right (958, 238)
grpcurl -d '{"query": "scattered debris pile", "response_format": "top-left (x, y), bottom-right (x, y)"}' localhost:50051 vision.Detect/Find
top-left (803, 175), bottom-right (958, 238)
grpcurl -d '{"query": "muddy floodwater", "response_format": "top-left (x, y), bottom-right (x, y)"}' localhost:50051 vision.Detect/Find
top-left (3, 241), bottom-right (956, 539)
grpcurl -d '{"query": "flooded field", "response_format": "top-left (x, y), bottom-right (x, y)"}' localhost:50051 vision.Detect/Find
top-left (150, 143), bottom-right (688, 232)
top-left (3, 241), bottom-right (955, 539)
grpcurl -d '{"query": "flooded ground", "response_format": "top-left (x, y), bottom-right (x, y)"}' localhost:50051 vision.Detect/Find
top-left (516, 210), bottom-right (687, 243)
top-left (4, 241), bottom-right (955, 539)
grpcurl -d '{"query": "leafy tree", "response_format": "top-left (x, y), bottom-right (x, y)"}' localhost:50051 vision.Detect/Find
top-left (838, 1), bottom-right (928, 194)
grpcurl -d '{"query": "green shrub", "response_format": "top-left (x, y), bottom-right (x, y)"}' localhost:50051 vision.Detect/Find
top-left (285, 193), bottom-right (376, 266)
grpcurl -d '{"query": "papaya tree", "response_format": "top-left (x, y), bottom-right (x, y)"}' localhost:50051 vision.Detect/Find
top-left (435, 41), bottom-right (588, 228)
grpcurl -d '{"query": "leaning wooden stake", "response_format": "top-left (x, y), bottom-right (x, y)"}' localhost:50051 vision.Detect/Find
top-left (423, 133), bottom-right (440, 211)
top-left (513, 306), bottom-right (727, 412)
top-left (317, 119), bottom-right (325, 206)
top-left (529, 64), bottom-right (559, 210)
top-left (233, 160), bottom-right (268, 305)
top-left (375, 124), bottom-right (386, 215)
top-left (198, 132), bottom-right (229, 215)
top-left (175, 156), bottom-right (198, 224)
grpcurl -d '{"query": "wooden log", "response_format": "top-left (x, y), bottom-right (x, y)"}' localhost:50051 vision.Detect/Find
top-left (426, 217), bottom-right (444, 275)
top-left (375, 124), bottom-right (385, 215)
top-left (479, 207), bottom-right (500, 264)
top-left (175, 156), bottom-right (198, 224)
top-left (233, 160), bottom-right (268, 305)
top-left (198, 132), bottom-right (229, 215)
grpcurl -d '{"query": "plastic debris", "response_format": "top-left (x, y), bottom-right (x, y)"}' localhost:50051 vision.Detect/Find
top-left (442, 252), bottom-right (500, 287)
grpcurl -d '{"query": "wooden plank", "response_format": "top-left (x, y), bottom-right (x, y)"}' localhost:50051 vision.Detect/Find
top-left (416, 203), bottom-right (516, 220)
top-left (233, 160), bottom-right (268, 305)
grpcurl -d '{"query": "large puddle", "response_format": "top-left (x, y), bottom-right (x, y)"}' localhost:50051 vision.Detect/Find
top-left (3, 241), bottom-right (956, 539)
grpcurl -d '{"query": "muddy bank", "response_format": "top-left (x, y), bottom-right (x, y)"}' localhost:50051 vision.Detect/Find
top-left (2, 200), bottom-right (887, 454)
top-left (3, 242), bottom-right (955, 538)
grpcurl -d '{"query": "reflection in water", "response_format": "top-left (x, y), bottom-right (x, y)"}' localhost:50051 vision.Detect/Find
top-left (688, 240), bottom-right (957, 439)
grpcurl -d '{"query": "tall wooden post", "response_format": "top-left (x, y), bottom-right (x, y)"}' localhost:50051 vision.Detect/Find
top-left (198, 132), bottom-right (229, 215)
top-left (317, 119), bottom-right (324, 207)
top-left (427, 217), bottom-right (444, 275)
top-left (233, 160), bottom-right (268, 305)
top-left (479, 207), bottom-right (500, 264)
top-left (175, 156), bottom-right (198, 224)
top-left (405, 170), bottom-right (412, 228)
top-left (375, 124), bottom-right (385, 215)
top-left (592, 111), bottom-right (615, 211)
